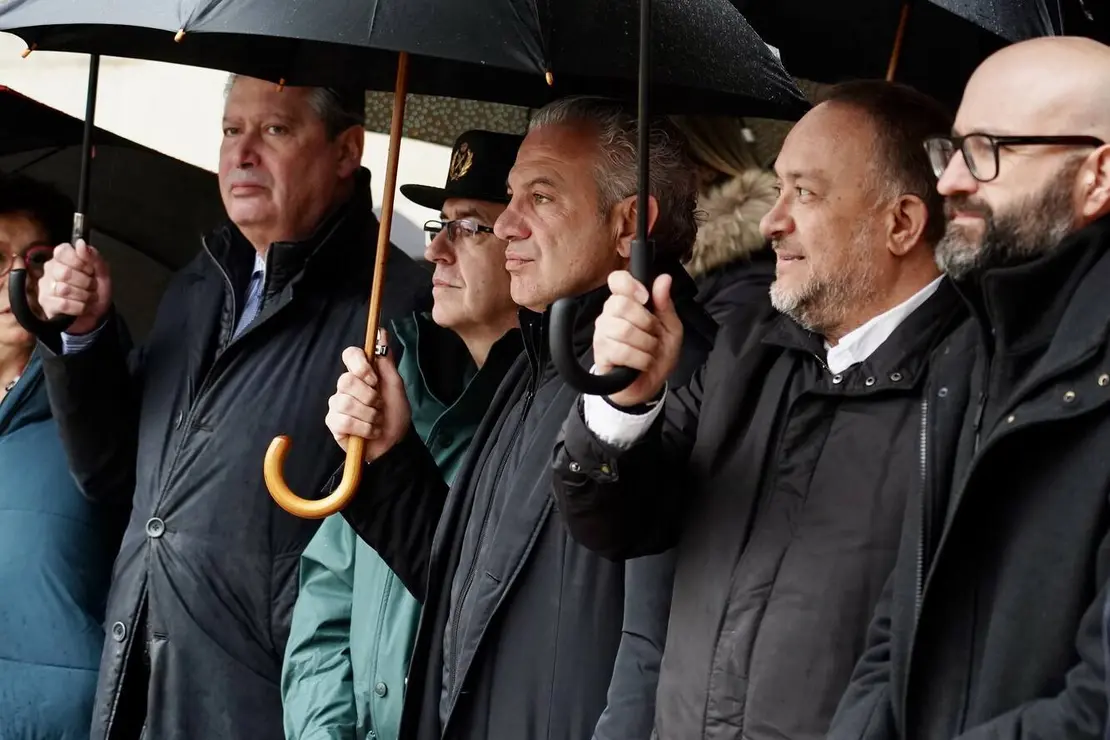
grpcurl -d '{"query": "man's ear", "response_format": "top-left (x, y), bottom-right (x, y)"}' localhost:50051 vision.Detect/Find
top-left (335, 126), bottom-right (365, 178)
top-left (1080, 145), bottom-right (1110, 223)
top-left (615, 194), bottom-right (660, 259)
top-left (887, 193), bottom-right (930, 258)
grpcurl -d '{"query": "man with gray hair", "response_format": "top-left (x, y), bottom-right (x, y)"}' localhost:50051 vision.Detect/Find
top-left (323, 95), bottom-right (717, 740)
top-left (34, 75), bottom-right (431, 739)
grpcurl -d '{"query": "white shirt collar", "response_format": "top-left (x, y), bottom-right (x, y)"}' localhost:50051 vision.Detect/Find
top-left (823, 275), bottom-right (944, 375)
top-left (253, 252), bottom-right (267, 276)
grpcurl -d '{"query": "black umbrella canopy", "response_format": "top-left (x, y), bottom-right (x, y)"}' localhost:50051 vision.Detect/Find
top-left (0, 0), bottom-right (809, 120)
top-left (0, 85), bottom-right (225, 336)
top-left (731, 0), bottom-right (1053, 109)
top-left (928, 0), bottom-right (1061, 41)
top-left (0, 86), bottom-right (223, 271)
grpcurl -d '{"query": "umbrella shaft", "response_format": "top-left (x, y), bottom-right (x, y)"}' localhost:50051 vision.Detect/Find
top-left (74, 54), bottom-right (101, 243)
top-left (636, 0), bottom-right (650, 247)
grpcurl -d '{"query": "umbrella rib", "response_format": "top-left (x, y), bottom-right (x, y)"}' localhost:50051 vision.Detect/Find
top-left (5, 145), bottom-right (68, 174)
top-left (515, 0), bottom-right (549, 75)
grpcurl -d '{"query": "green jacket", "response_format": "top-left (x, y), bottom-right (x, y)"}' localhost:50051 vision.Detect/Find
top-left (282, 312), bottom-right (521, 740)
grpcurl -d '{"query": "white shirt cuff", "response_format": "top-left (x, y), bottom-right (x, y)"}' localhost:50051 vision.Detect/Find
top-left (581, 368), bottom-right (667, 450)
top-left (61, 322), bottom-right (106, 355)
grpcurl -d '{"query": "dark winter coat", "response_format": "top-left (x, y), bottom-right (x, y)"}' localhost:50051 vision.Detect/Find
top-left (339, 260), bottom-right (717, 740)
top-left (684, 169), bottom-right (777, 328)
top-left (0, 350), bottom-right (121, 740)
top-left (830, 215), bottom-right (1110, 739)
top-left (38, 169), bottom-right (431, 740)
top-left (551, 279), bottom-right (966, 740)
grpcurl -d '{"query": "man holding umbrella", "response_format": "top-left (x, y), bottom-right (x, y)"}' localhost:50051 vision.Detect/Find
top-left (35, 76), bottom-right (431, 740)
top-left (324, 96), bottom-right (717, 740)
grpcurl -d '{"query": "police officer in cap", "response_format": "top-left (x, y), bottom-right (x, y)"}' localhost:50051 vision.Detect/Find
top-left (282, 129), bottom-right (525, 740)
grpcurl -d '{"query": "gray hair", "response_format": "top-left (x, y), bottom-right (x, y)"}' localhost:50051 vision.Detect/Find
top-left (224, 74), bottom-right (366, 140)
top-left (528, 96), bottom-right (699, 261)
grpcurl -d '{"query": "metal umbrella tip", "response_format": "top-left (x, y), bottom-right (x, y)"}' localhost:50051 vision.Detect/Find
top-left (174, 28), bottom-right (185, 42)
top-left (545, 70), bottom-right (553, 86)
top-left (20, 44), bottom-right (36, 58)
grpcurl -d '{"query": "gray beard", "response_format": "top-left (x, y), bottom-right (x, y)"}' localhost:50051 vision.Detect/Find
top-left (935, 162), bottom-right (1081, 280)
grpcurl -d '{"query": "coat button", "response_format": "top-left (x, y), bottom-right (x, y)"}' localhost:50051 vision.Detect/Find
top-left (569, 462), bottom-right (581, 473)
top-left (938, 387), bottom-right (949, 398)
top-left (831, 374), bottom-right (844, 384)
top-left (374, 681), bottom-right (388, 697)
top-left (864, 377), bottom-right (876, 387)
top-left (110, 621), bottom-right (127, 642)
top-left (1063, 390), bottom-right (1077, 403)
top-left (174, 411), bottom-right (184, 429)
top-left (1006, 414), bottom-right (1016, 424)
top-left (145, 517), bottom-right (165, 538)
top-left (890, 372), bottom-right (903, 382)
top-left (1099, 374), bottom-right (1109, 387)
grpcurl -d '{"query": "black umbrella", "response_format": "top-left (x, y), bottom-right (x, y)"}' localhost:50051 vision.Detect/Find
top-left (731, 0), bottom-right (1106, 109)
top-left (0, 0), bottom-right (809, 517)
top-left (0, 0), bottom-right (808, 118)
top-left (0, 85), bottom-right (224, 338)
top-left (0, 85), bottom-right (223, 273)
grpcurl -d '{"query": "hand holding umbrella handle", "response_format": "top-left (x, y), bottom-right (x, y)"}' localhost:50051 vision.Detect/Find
top-left (7, 268), bottom-right (78, 337)
top-left (549, 238), bottom-right (652, 396)
top-left (264, 52), bottom-right (410, 519)
top-left (13, 56), bottom-right (104, 342)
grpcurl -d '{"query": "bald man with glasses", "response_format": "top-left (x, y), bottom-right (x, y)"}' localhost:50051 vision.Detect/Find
top-left (830, 35), bottom-right (1110, 740)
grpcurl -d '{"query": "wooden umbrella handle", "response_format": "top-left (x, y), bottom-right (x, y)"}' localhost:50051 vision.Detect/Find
top-left (264, 52), bottom-right (410, 519)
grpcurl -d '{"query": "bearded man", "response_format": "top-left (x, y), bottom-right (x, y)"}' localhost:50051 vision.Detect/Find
top-left (548, 80), bottom-right (964, 740)
top-left (826, 36), bottom-right (1110, 740)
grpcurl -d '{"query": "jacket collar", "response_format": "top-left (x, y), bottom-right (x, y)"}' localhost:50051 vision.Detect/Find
top-left (953, 215), bottom-right (1110, 366)
top-left (764, 277), bottom-right (966, 387)
top-left (396, 311), bottom-right (523, 408)
top-left (204, 167), bottom-right (377, 303)
top-left (0, 349), bottom-right (47, 436)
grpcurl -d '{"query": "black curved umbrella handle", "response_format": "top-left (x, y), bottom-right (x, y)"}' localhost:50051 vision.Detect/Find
top-left (549, 238), bottom-right (653, 397)
top-left (7, 268), bottom-right (77, 337)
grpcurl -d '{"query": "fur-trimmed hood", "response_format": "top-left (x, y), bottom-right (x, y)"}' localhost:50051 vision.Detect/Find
top-left (685, 168), bottom-right (778, 277)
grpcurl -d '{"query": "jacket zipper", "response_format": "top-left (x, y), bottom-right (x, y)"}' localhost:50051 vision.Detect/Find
top-left (151, 238), bottom-right (238, 509)
top-left (914, 399), bottom-right (928, 620)
top-left (445, 382), bottom-right (536, 698)
top-left (971, 391), bottom-right (987, 454)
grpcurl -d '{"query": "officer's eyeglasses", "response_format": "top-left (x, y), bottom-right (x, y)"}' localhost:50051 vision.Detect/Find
top-left (924, 133), bottom-right (1105, 183)
top-left (424, 218), bottom-right (495, 246)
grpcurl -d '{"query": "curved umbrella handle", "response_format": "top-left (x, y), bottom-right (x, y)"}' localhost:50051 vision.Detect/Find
top-left (264, 436), bottom-right (367, 519)
top-left (7, 268), bottom-right (77, 337)
top-left (549, 238), bottom-right (653, 397)
top-left (263, 51), bottom-right (410, 519)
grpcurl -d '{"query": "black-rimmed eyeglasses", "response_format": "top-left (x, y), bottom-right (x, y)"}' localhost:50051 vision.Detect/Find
top-left (423, 218), bottom-right (495, 246)
top-left (0, 243), bottom-right (53, 280)
top-left (924, 133), bottom-right (1105, 183)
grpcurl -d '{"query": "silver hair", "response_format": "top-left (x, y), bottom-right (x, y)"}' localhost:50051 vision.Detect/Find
top-left (528, 96), bottom-right (699, 260)
top-left (224, 74), bottom-right (366, 140)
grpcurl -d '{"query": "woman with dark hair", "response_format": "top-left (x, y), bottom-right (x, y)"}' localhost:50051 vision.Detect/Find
top-left (0, 173), bottom-right (122, 739)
